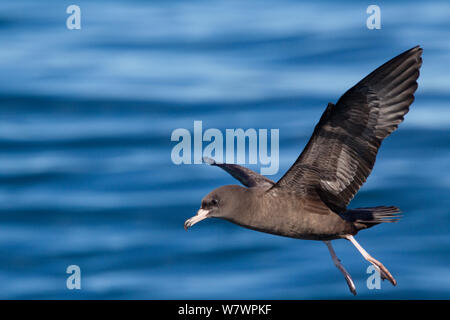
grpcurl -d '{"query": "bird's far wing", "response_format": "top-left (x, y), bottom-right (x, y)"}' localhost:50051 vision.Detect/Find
top-left (203, 157), bottom-right (275, 189)
top-left (270, 46), bottom-right (423, 212)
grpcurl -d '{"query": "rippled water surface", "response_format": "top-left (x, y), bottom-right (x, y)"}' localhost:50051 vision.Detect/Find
top-left (0, 0), bottom-right (449, 299)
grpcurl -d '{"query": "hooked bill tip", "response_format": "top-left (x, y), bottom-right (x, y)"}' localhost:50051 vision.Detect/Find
top-left (184, 209), bottom-right (210, 231)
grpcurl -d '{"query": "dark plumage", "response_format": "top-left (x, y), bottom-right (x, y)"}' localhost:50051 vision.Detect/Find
top-left (184, 46), bottom-right (423, 295)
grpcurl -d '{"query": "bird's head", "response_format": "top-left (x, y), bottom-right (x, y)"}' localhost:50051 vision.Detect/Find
top-left (184, 185), bottom-right (246, 230)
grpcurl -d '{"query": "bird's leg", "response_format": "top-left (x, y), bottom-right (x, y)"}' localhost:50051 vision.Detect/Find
top-left (324, 240), bottom-right (357, 295)
top-left (345, 235), bottom-right (397, 286)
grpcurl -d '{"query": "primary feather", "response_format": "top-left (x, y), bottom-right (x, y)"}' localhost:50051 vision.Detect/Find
top-left (270, 46), bottom-right (423, 213)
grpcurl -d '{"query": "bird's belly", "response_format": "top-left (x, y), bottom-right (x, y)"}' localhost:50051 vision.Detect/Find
top-left (242, 209), bottom-right (355, 241)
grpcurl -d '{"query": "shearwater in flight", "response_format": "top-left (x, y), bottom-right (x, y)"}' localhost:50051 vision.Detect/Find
top-left (184, 46), bottom-right (423, 295)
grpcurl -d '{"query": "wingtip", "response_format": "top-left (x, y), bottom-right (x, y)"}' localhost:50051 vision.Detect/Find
top-left (408, 45), bottom-right (423, 57)
top-left (202, 157), bottom-right (216, 165)
top-left (396, 46), bottom-right (422, 62)
top-left (409, 45), bottom-right (422, 51)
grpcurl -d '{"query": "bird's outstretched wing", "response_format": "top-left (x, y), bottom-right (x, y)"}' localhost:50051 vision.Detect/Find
top-left (204, 157), bottom-right (275, 189)
top-left (270, 46), bottom-right (423, 213)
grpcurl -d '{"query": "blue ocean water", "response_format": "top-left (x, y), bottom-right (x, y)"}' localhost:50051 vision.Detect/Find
top-left (0, 0), bottom-right (449, 299)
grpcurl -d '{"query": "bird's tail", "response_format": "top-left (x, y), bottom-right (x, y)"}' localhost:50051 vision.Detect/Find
top-left (346, 206), bottom-right (402, 230)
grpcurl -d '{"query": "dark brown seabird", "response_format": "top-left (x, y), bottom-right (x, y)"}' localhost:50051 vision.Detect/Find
top-left (184, 46), bottom-right (422, 295)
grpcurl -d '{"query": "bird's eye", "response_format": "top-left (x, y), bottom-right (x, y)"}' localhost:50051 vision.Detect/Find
top-left (211, 199), bottom-right (219, 206)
